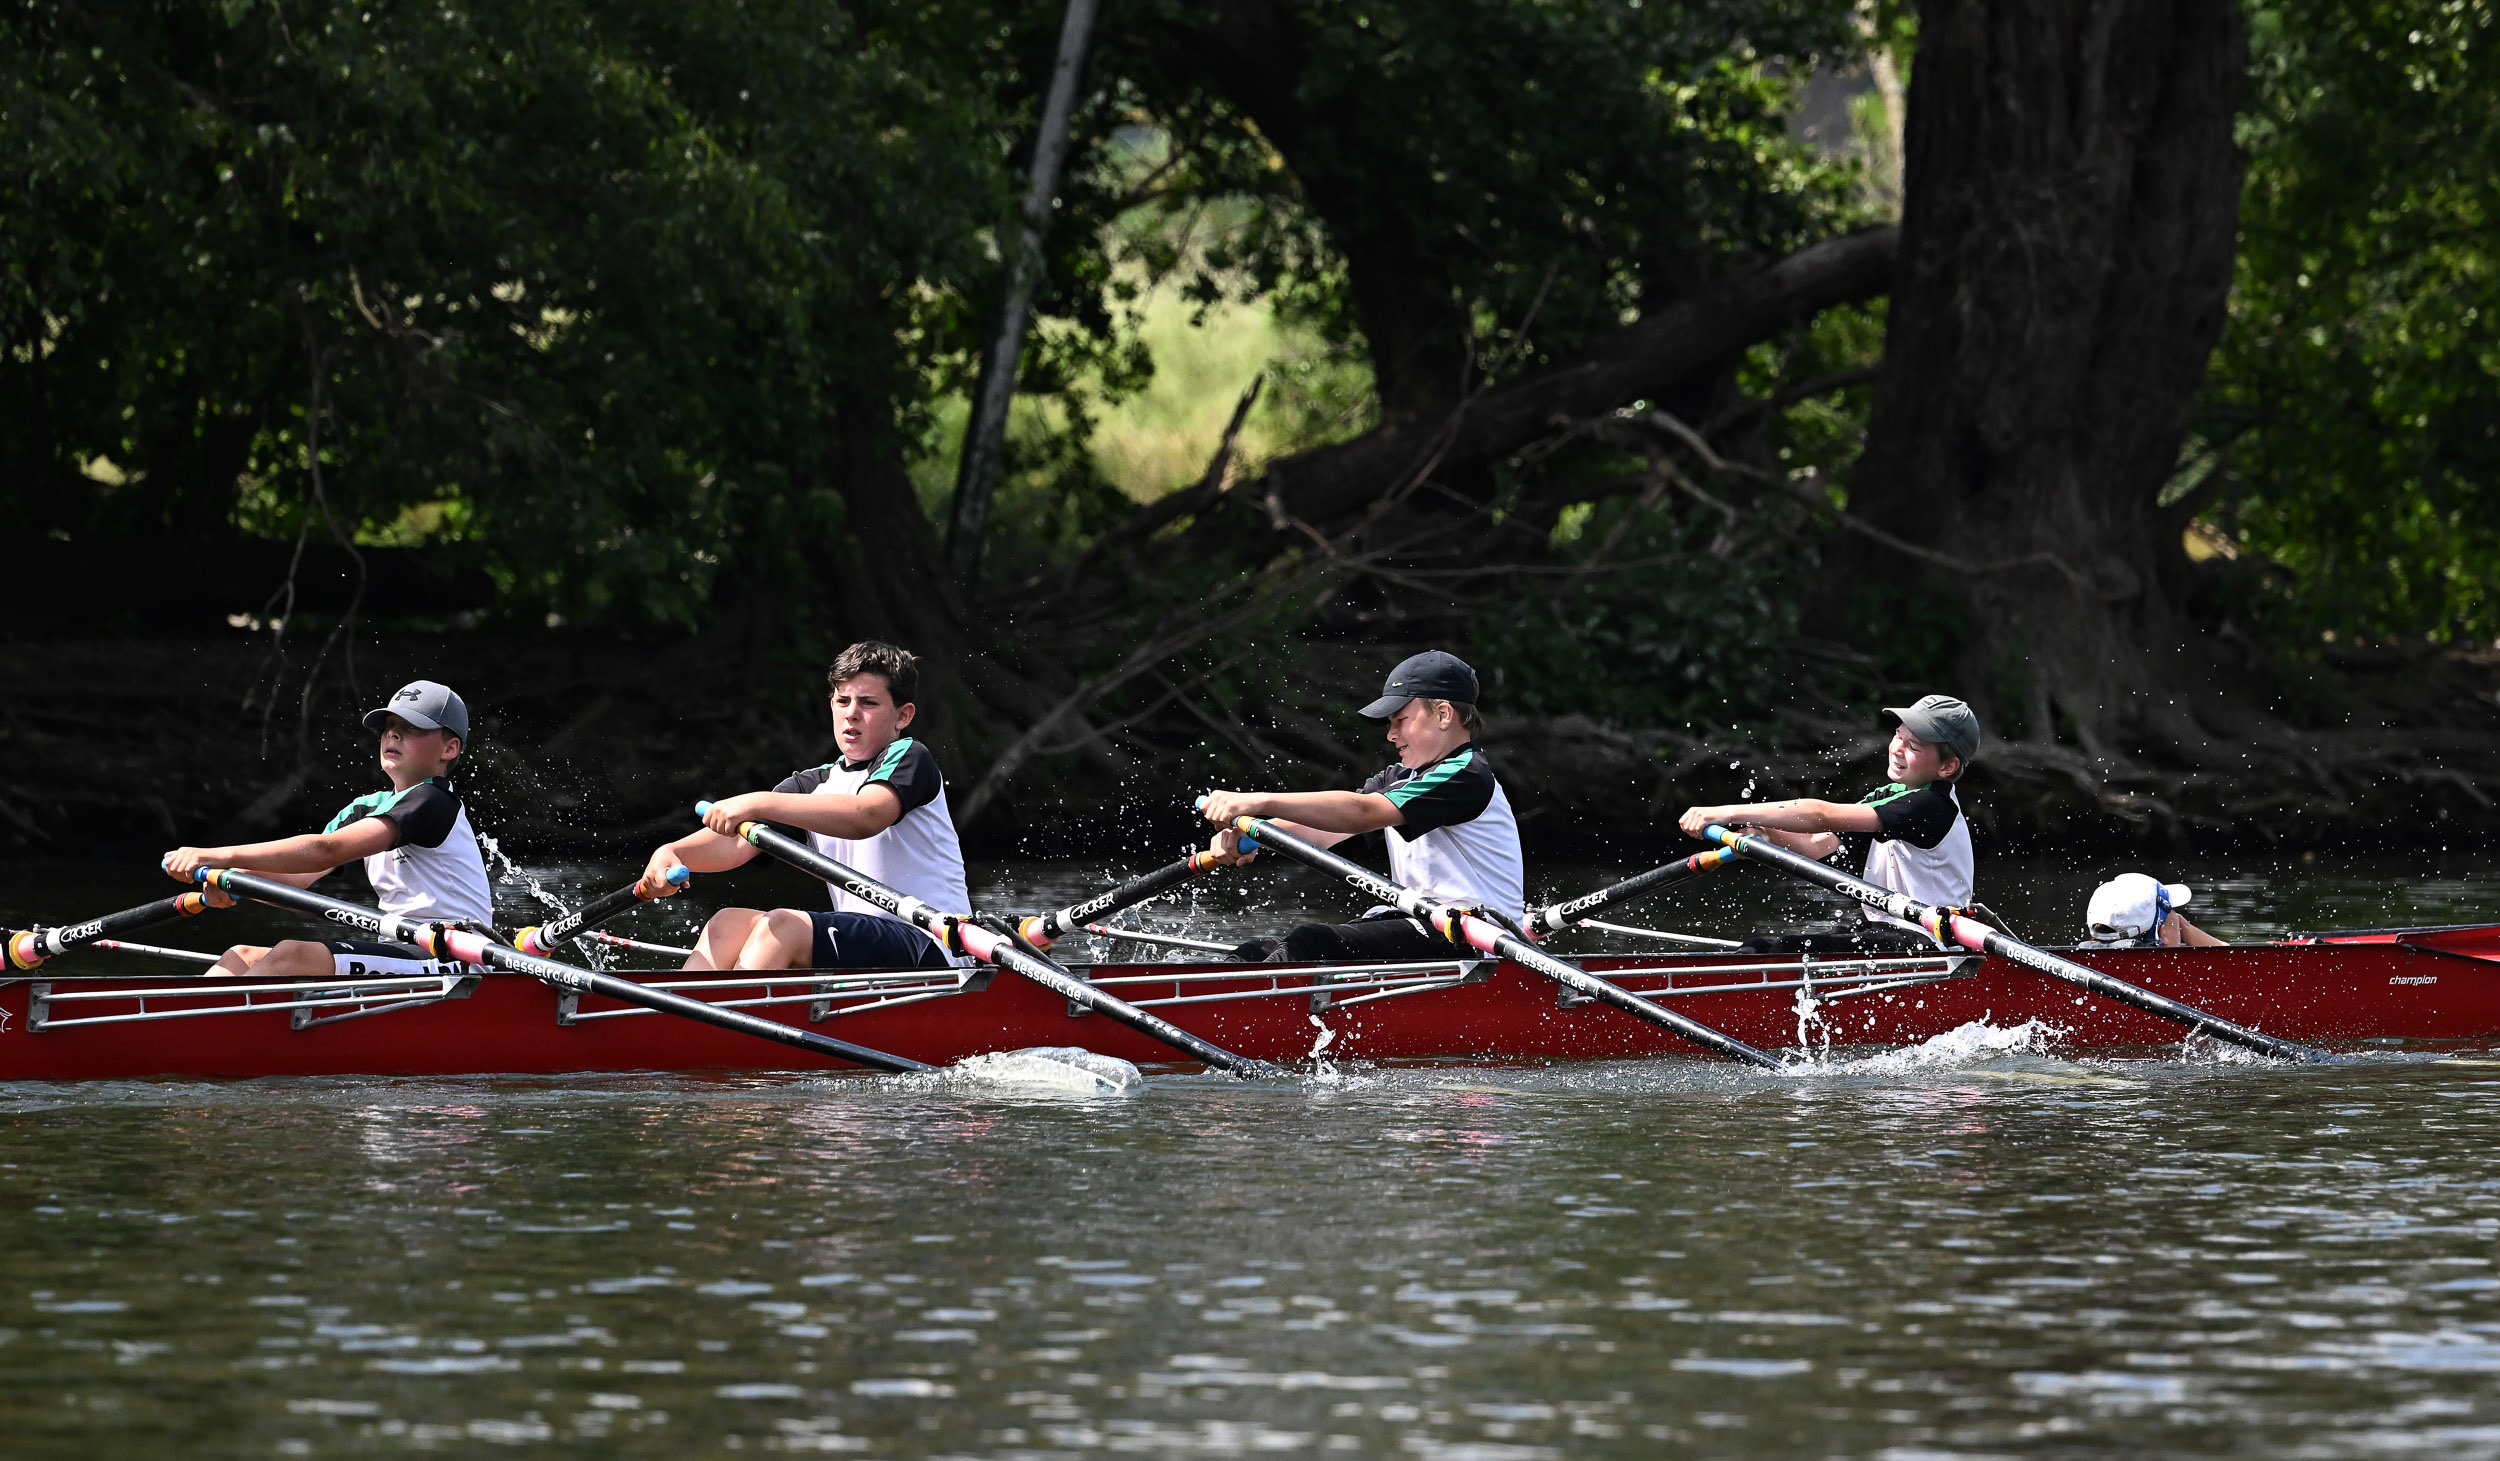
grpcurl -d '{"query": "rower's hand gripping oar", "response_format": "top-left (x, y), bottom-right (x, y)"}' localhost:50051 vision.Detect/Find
top-left (699, 802), bottom-right (1279, 1078)
top-left (1201, 801), bottom-right (1782, 1069)
top-left (1522, 846), bottom-right (1740, 940)
top-left (512, 865), bottom-right (690, 956)
top-left (1698, 823), bottom-right (2332, 1064)
top-left (1015, 849), bottom-right (1230, 950)
top-left (6, 890), bottom-right (219, 971)
top-left (191, 867), bottom-right (933, 1074)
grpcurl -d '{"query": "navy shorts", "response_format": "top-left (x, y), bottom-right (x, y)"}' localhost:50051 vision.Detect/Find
top-left (808, 911), bottom-right (951, 970)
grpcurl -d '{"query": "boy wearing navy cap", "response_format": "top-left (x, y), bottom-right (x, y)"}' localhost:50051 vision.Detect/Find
top-left (1201, 650), bottom-right (1524, 962)
top-left (1676, 694), bottom-right (1981, 953)
top-left (161, 680), bottom-right (495, 977)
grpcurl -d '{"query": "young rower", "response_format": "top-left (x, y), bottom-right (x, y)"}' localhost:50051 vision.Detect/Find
top-left (2085, 873), bottom-right (2225, 947)
top-left (638, 641), bottom-right (967, 971)
top-left (1200, 650), bottom-right (1523, 962)
top-left (1675, 694), bottom-right (1981, 953)
top-left (161, 680), bottom-right (495, 977)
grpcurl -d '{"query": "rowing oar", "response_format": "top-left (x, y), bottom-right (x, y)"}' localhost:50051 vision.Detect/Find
top-left (1698, 823), bottom-right (2329, 1064)
top-left (1522, 846), bottom-right (1739, 939)
top-left (5, 890), bottom-right (217, 970)
top-left (1205, 805), bottom-right (1782, 1069)
top-left (191, 867), bottom-right (933, 1074)
top-left (699, 802), bottom-right (1278, 1078)
top-left (1015, 850), bottom-right (1228, 950)
top-left (511, 866), bottom-right (690, 956)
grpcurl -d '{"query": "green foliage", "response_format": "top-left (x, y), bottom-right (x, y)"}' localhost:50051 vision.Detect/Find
top-left (3, 0), bottom-right (1008, 623)
top-left (1471, 498), bottom-right (1800, 728)
top-left (2204, 0), bottom-right (2500, 643)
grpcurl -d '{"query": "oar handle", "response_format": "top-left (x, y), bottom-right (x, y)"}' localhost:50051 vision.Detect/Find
top-left (1016, 849), bottom-right (1227, 949)
top-left (1522, 845), bottom-right (1738, 939)
top-left (514, 865), bottom-right (690, 955)
top-left (7, 890), bottom-right (217, 969)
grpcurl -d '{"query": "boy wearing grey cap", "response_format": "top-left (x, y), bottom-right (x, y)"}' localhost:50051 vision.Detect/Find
top-left (1675, 694), bottom-right (1981, 953)
top-left (161, 679), bottom-right (495, 978)
top-left (1200, 650), bottom-right (1524, 962)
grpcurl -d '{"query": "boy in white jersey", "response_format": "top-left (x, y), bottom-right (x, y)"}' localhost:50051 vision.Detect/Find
top-left (638, 641), bottom-right (968, 971)
top-left (161, 680), bottom-right (495, 977)
top-left (1200, 650), bottom-right (1524, 962)
top-left (1675, 694), bottom-right (1981, 953)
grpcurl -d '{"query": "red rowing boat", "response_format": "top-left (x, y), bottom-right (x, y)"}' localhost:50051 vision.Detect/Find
top-left (3, 925), bottom-right (2494, 1079)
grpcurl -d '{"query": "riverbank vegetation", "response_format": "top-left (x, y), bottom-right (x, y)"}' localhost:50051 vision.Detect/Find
top-left (7, 0), bottom-right (2500, 852)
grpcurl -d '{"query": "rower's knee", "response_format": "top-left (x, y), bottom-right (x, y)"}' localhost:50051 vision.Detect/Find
top-left (752, 909), bottom-right (816, 969)
top-left (255, 941), bottom-right (334, 979)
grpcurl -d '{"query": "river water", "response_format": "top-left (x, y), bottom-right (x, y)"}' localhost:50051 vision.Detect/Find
top-left (3, 849), bottom-right (2499, 1457)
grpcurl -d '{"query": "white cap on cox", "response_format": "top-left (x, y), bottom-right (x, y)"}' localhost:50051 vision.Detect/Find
top-left (2085, 873), bottom-right (2192, 944)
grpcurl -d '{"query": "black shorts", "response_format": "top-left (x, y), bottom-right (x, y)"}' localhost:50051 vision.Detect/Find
top-left (1234, 915), bottom-right (1449, 964)
top-left (1739, 924), bottom-right (1940, 956)
top-left (808, 911), bottom-right (952, 970)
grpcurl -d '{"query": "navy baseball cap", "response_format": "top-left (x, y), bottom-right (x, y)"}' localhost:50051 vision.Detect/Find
top-left (1359, 651), bottom-right (1480, 719)
top-left (364, 680), bottom-right (471, 741)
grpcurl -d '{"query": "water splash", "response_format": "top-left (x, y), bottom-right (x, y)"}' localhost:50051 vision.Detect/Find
top-left (935, 1047), bottom-right (1142, 1095)
top-left (472, 833), bottom-right (601, 966)
top-left (1800, 1017), bottom-right (2069, 1076)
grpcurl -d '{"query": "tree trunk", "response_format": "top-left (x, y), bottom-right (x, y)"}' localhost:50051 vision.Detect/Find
top-left (1844, 0), bottom-right (2247, 758)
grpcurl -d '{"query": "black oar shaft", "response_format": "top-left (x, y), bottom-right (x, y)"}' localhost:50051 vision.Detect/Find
top-left (1700, 824), bottom-right (2326, 1064)
top-left (704, 804), bottom-right (1274, 1077)
top-left (514, 866), bottom-right (690, 956)
top-left (1219, 815), bottom-right (1782, 1069)
top-left (1524, 847), bottom-right (1738, 938)
top-left (1018, 851), bottom-right (1224, 946)
top-left (6, 891), bottom-right (216, 970)
top-left (199, 869), bottom-right (931, 1074)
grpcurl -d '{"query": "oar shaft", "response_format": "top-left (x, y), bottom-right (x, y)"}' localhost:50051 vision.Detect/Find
top-left (1019, 851), bottom-right (1224, 946)
top-left (1217, 813), bottom-right (1782, 1069)
top-left (6, 891), bottom-right (216, 970)
top-left (704, 804), bottom-right (1274, 1077)
top-left (1524, 847), bottom-right (1737, 938)
top-left (199, 868), bottom-right (931, 1074)
top-left (1701, 824), bottom-right (2325, 1064)
top-left (514, 866), bottom-right (690, 956)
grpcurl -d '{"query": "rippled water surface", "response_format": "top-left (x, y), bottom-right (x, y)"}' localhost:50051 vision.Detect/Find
top-left (3, 851), bottom-right (2499, 1456)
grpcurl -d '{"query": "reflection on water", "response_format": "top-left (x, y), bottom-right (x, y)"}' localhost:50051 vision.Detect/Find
top-left (3, 851), bottom-right (2499, 1455)
top-left (2, 1054), bottom-right (2498, 1456)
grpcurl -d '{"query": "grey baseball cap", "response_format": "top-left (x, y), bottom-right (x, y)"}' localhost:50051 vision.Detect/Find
top-left (1881, 693), bottom-right (1979, 764)
top-left (364, 680), bottom-right (471, 741)
top-left (1359, 650), bottom-right (1480, 719)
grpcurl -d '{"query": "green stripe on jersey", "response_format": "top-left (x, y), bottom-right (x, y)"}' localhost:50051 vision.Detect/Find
top-left (325, 778), bottom-right (439, 833)
top-left (1382, 748), bottom-right (1472, 808)
top-left (870, 737), bottom-right (914, 781)
top-left (1857, 780), bottom-right (1926, 807)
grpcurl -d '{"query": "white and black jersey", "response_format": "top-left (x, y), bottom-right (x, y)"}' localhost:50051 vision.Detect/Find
top-left (1855, 779), bottom-right (1973, 940)
top-left (772, 738), bottom-right (969, 962)
top-left (1357, 745), bottom-right (1525, 925)
top-left (323, 778), bottom-right (494, 926)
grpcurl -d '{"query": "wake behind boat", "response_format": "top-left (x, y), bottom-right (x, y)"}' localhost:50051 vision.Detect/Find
top-left (3, 926), bottom-right (2493, 1080)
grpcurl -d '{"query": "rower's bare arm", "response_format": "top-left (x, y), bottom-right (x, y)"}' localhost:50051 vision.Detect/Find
top-left (642, 827), bottom-right (759, 895)
top-left (700, 786), bottom-right (903, 843)
top-left (1201, 789), bottom-right (1400, 836)
top-left (1677, 799), bottom-right (1879, 840)
top-left (162, 818), bottom-right (397, 881)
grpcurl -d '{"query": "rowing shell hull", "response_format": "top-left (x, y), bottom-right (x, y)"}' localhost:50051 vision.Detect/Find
top-left (2, 932), bottom-right (2495, 1080)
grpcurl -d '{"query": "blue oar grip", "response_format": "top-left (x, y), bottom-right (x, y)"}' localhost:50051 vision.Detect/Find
top-left (666, 864), bottom-right (691, 887)
top-left (1702, 823), bottom-right (1739, 848)
top-left (695, 799), bottom-right (714, 817)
